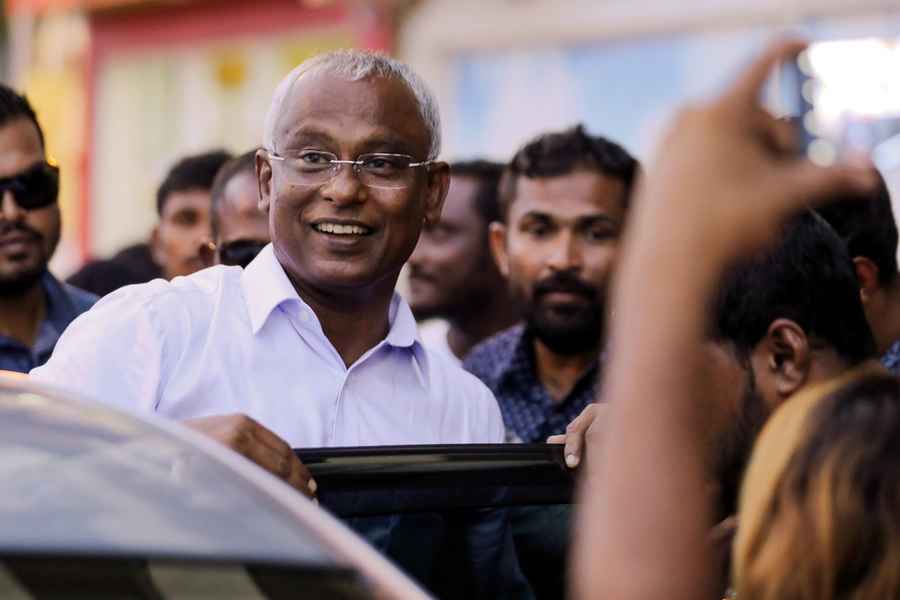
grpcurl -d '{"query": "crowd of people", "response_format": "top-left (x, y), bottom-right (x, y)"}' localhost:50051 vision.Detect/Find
top-left (0, 37), bottom-right (897, 600)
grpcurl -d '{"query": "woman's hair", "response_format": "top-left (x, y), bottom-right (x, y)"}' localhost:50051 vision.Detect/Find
top-left (734, 369), bottom-right (900, 600)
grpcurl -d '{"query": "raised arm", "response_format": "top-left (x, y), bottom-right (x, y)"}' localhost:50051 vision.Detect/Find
top-left (572, 40), bottom-right (878, 600)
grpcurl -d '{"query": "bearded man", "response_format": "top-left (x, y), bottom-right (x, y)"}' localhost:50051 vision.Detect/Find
top-left (464, 125), bottom-right (638, 443)
top-left (0, 85), bottom-right (96, 373)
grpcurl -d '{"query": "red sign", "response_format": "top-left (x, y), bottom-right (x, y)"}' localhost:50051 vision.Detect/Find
top-left (9, 0), bottom-right (161, 15)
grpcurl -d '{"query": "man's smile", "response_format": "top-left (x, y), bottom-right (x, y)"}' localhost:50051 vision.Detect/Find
top-left (311, 221), bottom-right (374, 236)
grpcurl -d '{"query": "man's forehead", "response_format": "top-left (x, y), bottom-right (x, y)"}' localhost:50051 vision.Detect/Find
top-left (509, 171), bottom-right (626, 221)
top-left (272, 72), bottom-right (428, 152)
top-left (0, 119), bottom-right (44, 176)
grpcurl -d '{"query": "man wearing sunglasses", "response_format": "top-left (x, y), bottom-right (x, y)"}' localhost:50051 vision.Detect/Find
top-left (0, 85), bottom-right (96, 374)
top-left (200, 149), bottom-right (270, 269)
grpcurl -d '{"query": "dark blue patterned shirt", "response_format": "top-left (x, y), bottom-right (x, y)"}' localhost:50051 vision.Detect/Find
top-left (0, 272), bottom-right (97, 374)
top-left (881, 339), bottom-right (900, 374)
top-left (463, 323), bottom-right (601, 444)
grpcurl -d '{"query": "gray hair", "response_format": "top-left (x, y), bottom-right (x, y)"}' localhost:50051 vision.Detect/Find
top-left (263, 49), bottom-right (442, 160)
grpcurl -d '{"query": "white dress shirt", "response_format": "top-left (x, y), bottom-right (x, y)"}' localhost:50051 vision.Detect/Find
top-left (31, 244), bottom-right (505, 447)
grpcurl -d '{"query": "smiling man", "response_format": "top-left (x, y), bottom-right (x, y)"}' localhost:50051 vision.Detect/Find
top-left (32, 50), bottom-right (505, 489)
top-left (0, 85), bottom-right (96, 374)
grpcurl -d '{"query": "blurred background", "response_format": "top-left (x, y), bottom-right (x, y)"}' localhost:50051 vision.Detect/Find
top-left (2, 0), bottom-right (899, 275)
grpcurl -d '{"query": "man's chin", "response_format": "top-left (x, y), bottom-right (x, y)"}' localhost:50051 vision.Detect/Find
top-left (0, 265), bottom-right (45, 297)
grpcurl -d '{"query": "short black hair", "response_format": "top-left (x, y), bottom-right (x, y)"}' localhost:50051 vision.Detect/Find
top-left (156, 150), bottom-right (232, 216)
top-left (712, 211), bottom-right (876, 365)
top-left (0, 85), bottom-right (44, 149)
top-left (498, 124), bottom-right (639, 221)
top-left (450, 160), bottom-right (504, 225)
top-left (816, 172), bottom-right (897, 287)
top-left (209, 149), bottom-right (259, 240)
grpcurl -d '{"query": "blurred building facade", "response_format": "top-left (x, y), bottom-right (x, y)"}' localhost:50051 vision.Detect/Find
top-left (7, 0), bottom-right (399, 274)
top-left (6, 0), bottom-right (900, 274)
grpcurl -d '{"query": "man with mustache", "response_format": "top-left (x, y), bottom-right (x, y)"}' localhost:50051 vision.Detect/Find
top-left (0, 85), bottom-right (96, 374)
top-left (407, 160), bottom-right (519, 363)
top-left (463, 125), bottom-right (638, 445)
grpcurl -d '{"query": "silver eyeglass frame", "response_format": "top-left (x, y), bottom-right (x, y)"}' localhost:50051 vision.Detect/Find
top-left (267, 151), bottom-right (433, 189)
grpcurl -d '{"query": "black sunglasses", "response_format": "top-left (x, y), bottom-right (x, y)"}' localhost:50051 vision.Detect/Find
top-left (0, 160), bottom-right (59, 211)
top-left (217, 239), bottom-right (268, 268)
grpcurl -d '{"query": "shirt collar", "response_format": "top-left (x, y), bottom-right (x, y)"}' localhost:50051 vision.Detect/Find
top-left (240, 244), bottom-right (302, 335)
top-left (495, 324), bottom-right (603, 393)
top-left (41, 272), bottom-right (82, 337)
top-left (386, 292), bottom-right (432, 390)
top-left (240, 244), bottom-right (431, 388)
top-left (0, 273), bottom-right (80, 352)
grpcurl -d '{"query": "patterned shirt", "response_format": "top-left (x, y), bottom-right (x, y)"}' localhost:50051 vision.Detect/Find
top-left (463, 323), bottom-right (601, 443)
top-left (881, 339), bottom-right (900, 374)
top-left (0, 272), bottom-right (97, 374)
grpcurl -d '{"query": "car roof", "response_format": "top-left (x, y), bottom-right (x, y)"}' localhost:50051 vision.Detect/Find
top-left (0, 378), bottom-right (431, 599)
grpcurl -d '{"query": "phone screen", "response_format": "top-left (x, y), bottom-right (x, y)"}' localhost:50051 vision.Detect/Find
top-left (784, 38), bottom-right (900, 171)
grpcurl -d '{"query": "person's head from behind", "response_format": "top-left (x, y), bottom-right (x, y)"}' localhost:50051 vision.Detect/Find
top-left (256, 49), bottom-right (449, 296)
top-left (407, 159), bottom-right (505, 320)
top-left (709, 211), bottom-right (877, 516)
top-left (0, 85), bottom-right (60, 298)
top-left (735, 370), bottom-right (900, 600)
top-left (816, 174), bottom-right (899, 354)
top-left (490, 124), bottom-right (638, 355)
top-left (200, 150), bottom-right (269, 269)
top-left (152, 150), bottom-right (231, 280)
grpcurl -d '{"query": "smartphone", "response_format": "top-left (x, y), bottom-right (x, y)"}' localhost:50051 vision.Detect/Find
top-left (780, 38), bottom-right (900, 171)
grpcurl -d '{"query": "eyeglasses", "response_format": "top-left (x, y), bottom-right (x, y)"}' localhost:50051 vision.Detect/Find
top-left (0, 159), bottom-right (59, 210)
top-left (268, 150), bottom-right (432, 190)
top-left (212, 239), bottom-right (268, 268)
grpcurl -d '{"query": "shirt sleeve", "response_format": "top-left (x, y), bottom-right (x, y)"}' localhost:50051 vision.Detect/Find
top-left (29, 286), bottom-right (168, 415)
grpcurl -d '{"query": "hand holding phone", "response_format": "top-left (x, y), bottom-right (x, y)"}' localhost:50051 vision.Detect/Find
top-left (782, 38), bottom-right (900, 171)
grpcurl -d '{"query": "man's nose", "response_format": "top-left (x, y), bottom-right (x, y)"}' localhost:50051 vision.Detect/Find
top-left (546, 230), bottom-right (583, 272)
top-left (321, 163), bottom-right (367, 207)
top-left (0, 190), bottom-right (25, 223)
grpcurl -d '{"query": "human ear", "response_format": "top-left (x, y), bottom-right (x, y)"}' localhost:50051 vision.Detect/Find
top-left (256, 150), bottom-right (272, 214)
top-left (489, 222), bottom-right (510, 278)
top-left (853, 256), bottom-right (880, 305)
top-left (423, 161), bottom-right (450, 225)
top-left (759, 318), bottom-right (809, 399)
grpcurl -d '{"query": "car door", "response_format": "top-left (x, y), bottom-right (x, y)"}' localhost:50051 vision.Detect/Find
top-left (296, 444), bottom-right (575, 600)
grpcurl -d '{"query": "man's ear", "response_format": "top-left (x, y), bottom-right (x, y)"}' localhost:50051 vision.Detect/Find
top-left (256, 149), bottom-right (272, 214)
top-left (757, 318), bottom-right (810, 400)
top-left (423, 161), bottom-right (450, 225)
top-left (489, 221), bottom-right (510, 278)
top-left (853, 256), bottom-right (881, 304)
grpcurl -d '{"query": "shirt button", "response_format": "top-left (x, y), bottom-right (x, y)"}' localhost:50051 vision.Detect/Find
top-left (299, 311), bottom-right (311, 322)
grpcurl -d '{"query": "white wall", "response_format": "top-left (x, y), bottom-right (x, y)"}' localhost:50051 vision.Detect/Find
top-left (399, 0), bottom-right (900, 225)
